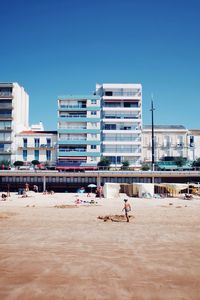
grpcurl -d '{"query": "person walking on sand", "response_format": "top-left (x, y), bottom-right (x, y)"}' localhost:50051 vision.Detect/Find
top-left (122, 199), bottom-right (131, 222)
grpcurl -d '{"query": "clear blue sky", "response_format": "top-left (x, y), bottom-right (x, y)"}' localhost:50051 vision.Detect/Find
top-left (0, 0), bottom-right (200, 130)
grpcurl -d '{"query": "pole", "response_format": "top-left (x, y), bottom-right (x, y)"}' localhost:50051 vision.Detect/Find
top-left (150, 98), bottom-right (155, 172)
top-left (43, 176), bottom-right (46, 192)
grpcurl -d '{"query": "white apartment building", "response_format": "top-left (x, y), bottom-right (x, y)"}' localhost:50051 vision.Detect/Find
top-left (96, 83), bottom-right (142, 168)
top-left (142, 125), bottom-right (188, 162)
top-left (0, 83), bottom-right (29, 163)
top-left (57, 95), bottom-right (101, 170)
top-left (187, 129), bottom-right (200, 161)
top-left (15, 130), bottom-right (57, 163)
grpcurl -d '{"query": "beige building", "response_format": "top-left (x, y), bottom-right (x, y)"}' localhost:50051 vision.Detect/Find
top-left (15, 130), bottom-right (57, 164)
top-left (142, 125), bottom-right (188, 162)
top-left (187, 129), bottom-right (200, 161)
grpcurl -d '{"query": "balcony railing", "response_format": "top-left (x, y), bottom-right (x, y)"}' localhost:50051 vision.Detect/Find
top-left (0, 92), bottom-right (12, 97)
top-left (60, 105), bottom-right (86, 109)
top-left (59, 148), bottom-right (86, 152)
top-left (59, 126), bottom-right (87, 129)
top-left (0, 104), bottom-right (13, 109)
top-left (0, 126), bottom-right (12, 130)
top-left (103, 137), bottom-right (141, 142)
top-left (60, 114), bottom-right (87, 118)
top-left (0, 114), bottom-right (12, 118)
top-left (104, 92), bottom-right (140, 97)
top-left (18, 144), bottom-right (55, 149)
top-left (103, 115), bottom-right (140, 119)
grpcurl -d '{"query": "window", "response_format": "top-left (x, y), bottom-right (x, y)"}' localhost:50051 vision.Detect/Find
top-left (91, 134), bottom-right (97, 138)
top-left (92, 123), bottom-right (97, 127)
top-left (190, 136), bottom-right (194, 147)
top-left (34, 150), bottom-right (39, 161)
top-left (23, 150), bottom-right (27, 161)
top-left (46, 138), bottom-right (51, 147)
top-left (105, 91), bottom-right (113, 96)
top-left (34, 138), bottom-right (40, 148)
top-left (91, 111), bottom-right (97, 116)
top-left (91, 99), bottom-right (97, 104)
top-left (46, 150), bottom-right (51, 161)
top-left (91, 145), bottom-right (96, 149)
top-left (23, 138), bottom-right (27, 148)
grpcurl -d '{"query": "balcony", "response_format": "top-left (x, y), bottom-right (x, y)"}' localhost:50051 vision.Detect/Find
top-left (0, 92), bottom-right (13, 98)
top-left (18, 144), bottom-right (55, 149)
top-left (60, 104), bottom-right (86, 109)
top-left (58, 116), bottom-right (100, 122)
top-left (0, 114), bottom-right (12, 120)
top-left (0, 126), bottom-right (12, 131)
top-left (0, 104), bottom-right (13, 109)
top-left (103, 136), bottom-right (141, 141)
top-left (103, 91), bottom-right (141, 97)
top-left (0, 149), bottom-right (11, 154)
top-left (58, 140), bottom-right (100, 145)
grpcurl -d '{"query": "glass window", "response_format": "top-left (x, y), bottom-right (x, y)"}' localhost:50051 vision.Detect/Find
top-left (34, 150), bottom-right (39, 161)
top-left (23, 150), bottom-right (27, 161)
top-left (91, 99), bottom-right (97, 104)
top-left (34, 138), bottom-right (40, 147)
top-left (91, 145), bottom-right (96, 149)
top-left (46, 138), bottom-right (51, 147)
top-left (91, 111), bottom-right (97, 115)
top-left (46, 150), bottom-right (51, 161)
top-left (23, 138), bottom-right (27, 148)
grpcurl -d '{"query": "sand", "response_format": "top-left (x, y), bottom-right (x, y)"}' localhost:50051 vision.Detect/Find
top-left (0, 192), bottom-right (200, 300)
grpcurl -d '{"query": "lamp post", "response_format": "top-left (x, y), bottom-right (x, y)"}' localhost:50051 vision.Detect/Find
top-left (150, 98), bottom-right (155, 172)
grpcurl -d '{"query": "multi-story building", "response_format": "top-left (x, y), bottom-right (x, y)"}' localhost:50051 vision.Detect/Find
top-left (187, 129), bottom-right (200, 161)
top-left (57, 95), bottom-right (101, 170)
top-left (0, 83), bottom-right (29, 163)
top-left (142, 125), bottom-right (188, 162)
top-left (96, 83), bottom-right (142, 168)
top-left (15, 129), bottom-right (57, 164)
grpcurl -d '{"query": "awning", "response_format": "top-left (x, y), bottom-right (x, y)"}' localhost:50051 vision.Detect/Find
top-left (59, 157), bottom-right (86, 160)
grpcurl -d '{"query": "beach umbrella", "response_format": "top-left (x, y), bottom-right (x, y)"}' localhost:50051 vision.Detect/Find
top-left (88, 184), bottom-right (97, 193)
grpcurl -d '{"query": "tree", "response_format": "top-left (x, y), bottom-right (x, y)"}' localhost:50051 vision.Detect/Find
top-left (0, 160), bottom-right (10, 169)
top-left (175, 156), bottom-right (187, 167)
top-left (121, 160), bottom-right (130, 170)
top-left (97, 157), bottom-right (111, 169)
top-left (13, 161), bottom-right (23, 168)
top-left (141, 163), bottom-right (150, 171)
top-left (31, 160), bottom-right (40, 168)
top-left (192, 158), bottom-right (200, 168)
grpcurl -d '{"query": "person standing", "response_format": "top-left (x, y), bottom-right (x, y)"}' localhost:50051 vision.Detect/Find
top-left (122, 199), bottom-right (131, 222)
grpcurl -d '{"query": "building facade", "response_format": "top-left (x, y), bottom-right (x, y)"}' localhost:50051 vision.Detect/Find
top-left (57, 95), bottom-right (101, 170)
top-left (15, 130), bottom-right (57, 164)
top-left (142, 125), bottom-right (188, 162)
top-left (96, 83), bottom-right (142, 168)
top-left (0, 83), bottom-right (29, 163)
top-left (187, 129), bottom-right (200, 161)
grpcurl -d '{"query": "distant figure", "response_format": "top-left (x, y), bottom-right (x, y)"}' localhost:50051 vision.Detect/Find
top-left (33, 185), bottom-right (38, 193)
top-left (25, 182), bottom-right (29, 192)
top-left (122, 199), bottom-right (131, 222)
top-left (1, 193), bottom-right (7, 201)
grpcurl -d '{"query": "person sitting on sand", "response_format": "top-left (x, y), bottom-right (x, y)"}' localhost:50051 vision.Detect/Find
top-left (122, 199), bottom-right (131, 222)
top-left (1, 193), bottom-right (7, 201)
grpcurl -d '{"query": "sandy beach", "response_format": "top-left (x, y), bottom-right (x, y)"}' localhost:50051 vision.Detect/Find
top-left (0, 192), bottom-right (200, 300)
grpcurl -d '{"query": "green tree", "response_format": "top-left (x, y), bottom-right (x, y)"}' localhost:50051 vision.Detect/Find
top-left (31, 160), bottom-right (40, 168)
top-left (0, 160), bottom-right (10, 169)
top-left (141, 163), bottom-right (150, 171)
top-left (192, 158), bottom-right (200, 168)
top-left (13, 161), bottom-right (23, 168)
top-left (121, 160), bottom-right (130, 170)
top-left (175, 156), bottom-right (187, 167)
top-left (97, 157), bottom-right (111, 169)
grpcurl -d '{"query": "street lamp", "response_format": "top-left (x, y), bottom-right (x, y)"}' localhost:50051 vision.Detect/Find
top-left (150, 97), bottom-right (155, 171)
